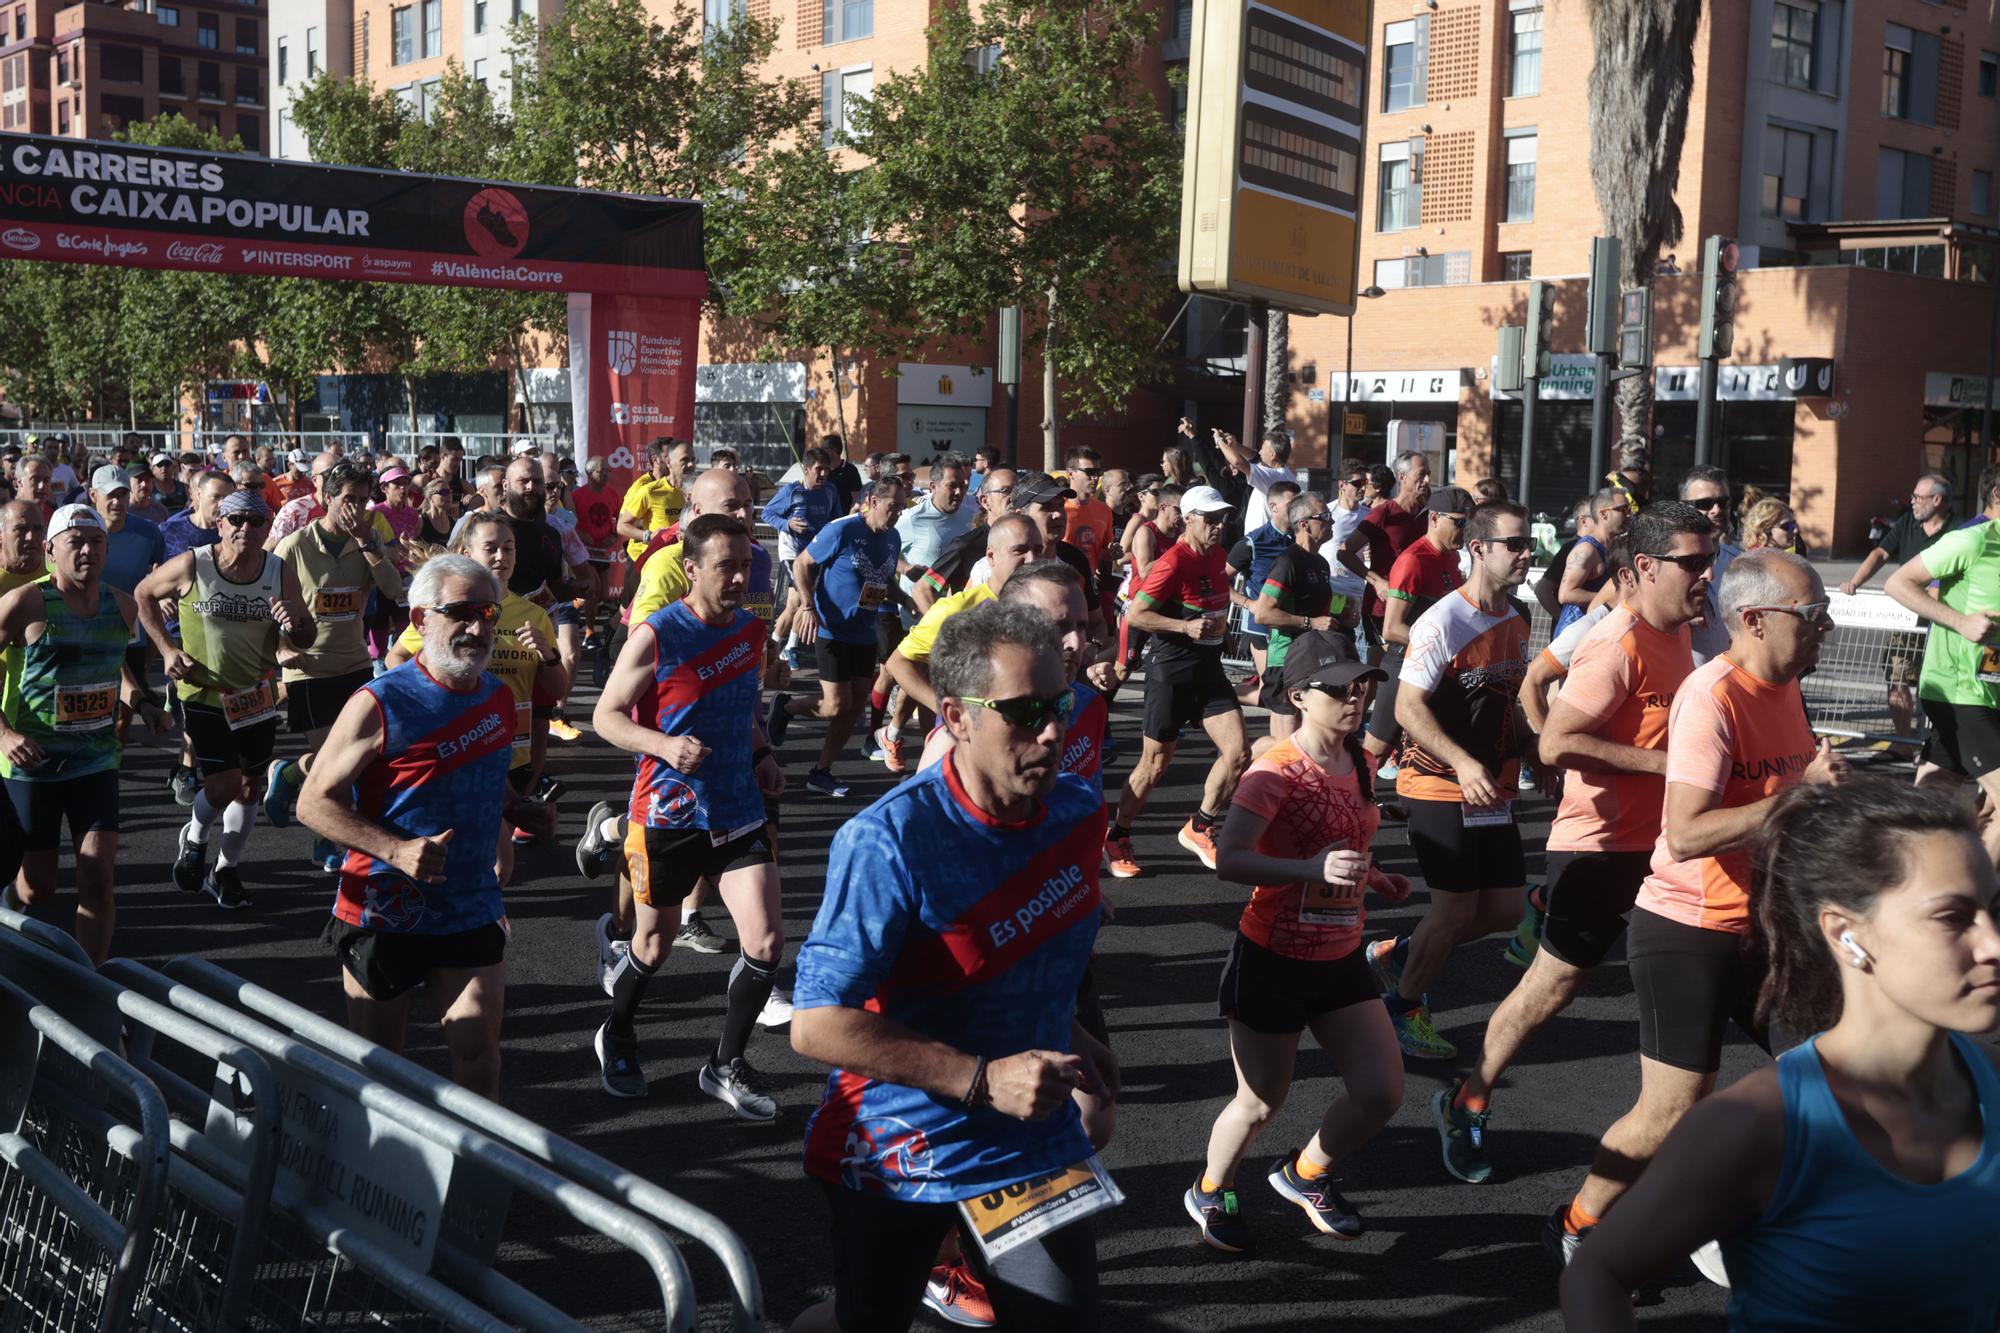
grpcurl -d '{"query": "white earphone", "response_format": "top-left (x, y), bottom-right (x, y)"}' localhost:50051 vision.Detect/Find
top-left (1839, 930), bottom-right (1872, 968)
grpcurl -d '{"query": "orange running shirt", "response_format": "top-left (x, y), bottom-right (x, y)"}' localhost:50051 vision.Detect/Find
top-left (1635, 653), bottom-right (1817, 935)
top-left (1229, 737), bottom-right (1382, 962)
top-left (1395, 588), bottom-right (1530, 803)
top-left (1547, 607), bottom-right (1694, 853)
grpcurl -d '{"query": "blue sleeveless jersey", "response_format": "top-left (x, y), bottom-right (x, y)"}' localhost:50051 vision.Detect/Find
top-left (629, 601), bottom-right (767, 832)
top-left (796, 761), bottom-right (1108, 1202)
top-left (333, 661), bottom-right (513, 935)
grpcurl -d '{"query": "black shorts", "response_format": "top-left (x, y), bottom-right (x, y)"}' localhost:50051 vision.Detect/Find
top-left (4, 769), bottom-right (121, 852)
top-left (1141, 659), bottom-right (1240, 743)
top-left (1217, 934), bottom-right (1381, 1035)
top-left (625, 823), bottom-right (773, 907)
top-left (1540, 850), bottom-right (1654, 968)
top-left (1366, 649), bottom-right (1404, 748)
top-left (815, 638), bottom-right (877, 684)
top-left (876, 611), bottom-right (906, 661)
top-left (181, 701), bottom-right (279, 780)
top-left (1920, 698), bottom-right (2000, 781)
top-left (815, 1178), bottom-right (1097, 1333)
top-left (1627, 907), bottom-right (1767, 1074)
top-left (287, 667), bottom-right (371, 735)
top-left (507, 766), bottom-right (533, 796)
top-left (1257, 671), bottom-right (1298, 718)
top-left (1404, 796), bottom-right (1527, 893)
top-left (322, 917), bottom-right (508, 1003)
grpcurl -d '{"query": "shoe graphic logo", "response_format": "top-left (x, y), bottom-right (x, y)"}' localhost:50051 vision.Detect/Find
top-left (462, 187), bottom-right (530, 259)
top-left (607, 330), bottom-right (639, 376)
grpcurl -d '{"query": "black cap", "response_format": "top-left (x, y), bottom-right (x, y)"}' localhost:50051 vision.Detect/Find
top-left (1009, 470), bottom-right (1075, 508)
top-left (1428, 485), bottom-right (1476, 516)
top-left (1281, 630), bottom-right (1388, 692)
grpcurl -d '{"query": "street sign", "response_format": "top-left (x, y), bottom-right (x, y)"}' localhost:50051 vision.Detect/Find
top-left (1179, 0), bottom-right (1368, 315)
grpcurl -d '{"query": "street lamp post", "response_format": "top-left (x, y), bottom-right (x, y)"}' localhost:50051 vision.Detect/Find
top-left (1339, 285), bottom-right (1387, 467)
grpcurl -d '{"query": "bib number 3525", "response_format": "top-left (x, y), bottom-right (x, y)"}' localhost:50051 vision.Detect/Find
top-left (956, 1156), bottom-right (1124, 1263)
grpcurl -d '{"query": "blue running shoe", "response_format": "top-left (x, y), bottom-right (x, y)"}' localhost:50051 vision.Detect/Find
top-left (264, 758), bottom-right (300, 829)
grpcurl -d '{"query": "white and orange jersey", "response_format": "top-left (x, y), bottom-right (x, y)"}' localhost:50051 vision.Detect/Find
top-left (1547, 606), bottom-right (1694, 853)
top-left (1395, 587), bottom-right (1529, 803)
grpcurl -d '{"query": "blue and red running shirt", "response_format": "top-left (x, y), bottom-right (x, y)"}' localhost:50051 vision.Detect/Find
top-left (629, 600), bottom-right (767, 832)
top-left (796, 757), bottom-right (1109, 1203)
top-left (333, 660), bottom-right (513, 935)
top-left (1060, 680), bottom-right (1108, 782)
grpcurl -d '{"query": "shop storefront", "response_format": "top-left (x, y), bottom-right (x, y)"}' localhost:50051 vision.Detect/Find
top-left (695, 362), bottom-right (808, 475)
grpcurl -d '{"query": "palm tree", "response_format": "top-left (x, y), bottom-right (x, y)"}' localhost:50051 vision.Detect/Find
top-left (1586, 0), bottom-right (1703, 474)
top-left (1263, 309), bottom-right (1290, 437)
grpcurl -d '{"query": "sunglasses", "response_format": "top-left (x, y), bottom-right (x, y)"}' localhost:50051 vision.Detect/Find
top-left (957, 690), bottom-right (1076, 730)
top-left (221, 513), bottom-right (269, 529)
top-left (1480, 535), bottom-right (1534, 553)
top-left (1745, 601), bottom-right (1833, 628)
top-left (1295, 512), bottom-right (1332, 527)
top-left (1687, 495), bottom-right (1728, 511)
top-left (1774, 519), bottom-right (1798, 532)
top-left (1073, 467), bottom-right (1102, 478)
top-left (1343, 476), bottom-right (1367, 489)
top-left (426, 600), bottom-right (501, 625)
top-left (1302, 679), bottom-right (1364, 701)
top-left (1641, 550), bottom-right (1717, 574)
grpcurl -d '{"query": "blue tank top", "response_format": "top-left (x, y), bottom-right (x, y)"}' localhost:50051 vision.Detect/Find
top-left (332, 661), bottom-right (513, 936)
top-left (1551, 535), bottom-right (1608, 637)
top-left (1721, 1033), bottom-right (2000, 1331)
top-left (628, 601), bottom-right (766, 833)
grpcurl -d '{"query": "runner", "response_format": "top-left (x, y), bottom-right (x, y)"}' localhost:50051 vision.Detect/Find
top-left (766, 480), bottom-right (904, 798)
top-left (761, 446), bottom-right (841, 664)
top-left (590, 514), bottom-right (789, 1118)
top-left (789, 601), bottom-right (1116, 1333)
top-left (569, 454), bottom-right (623, 657)
top-left (1215, 427), bottom-right (1299, 536)
top-left (1885, 512), bottom-right (2000, 866)
top-left (418, 477), bottom-right (460, 547)
top-left (1434, 504), bottom-right (1713, 1183)
top-left (1551, 489), bottom-right (1629, 636)
top-left (887, 512), bottom-right (1044, 736)
top-left (1060, 448), bottom-right (1117, 570)
top-left (1549, 548), bottom-right (1843, 1265)
top-left (1337, 450), bottom-right (1432, 667)
top-left (15, 455), bottom-right (53, 520)
top-left (911, 467), bottom-right (1015, 615)
top-left (1360, 485), bottom-right (1471, 778)
top-left (0, 505), bottom-right (166, 964)
top-left (1364, 499), bottom-right (1533, 1061)
top-left (1227, 481), bottom-right (1300, 690)
top-left (1560, 778), bottom-right (2000, 1330)
top-left (89, 463), bottom-right (168, 725)
top-left (149, 451), bottom-right (189, 514)
top-left (1841, 471), bottom-right (1952, 755)
top-left (1186, 631), bottom-right (1408, 1254)
top-left (297, 552), bottom-right (556, 1101)
top-left (1106, 485), bottom-right (1249, 879)
top-left (618, 438), bottom-right (696, 564)
top-left (496, 455), bottom-right (587, 766)
top-left (1249, 491), bottom-right (1345, 743)
top-left (138, 491), bottom-right (313, 910)
top-left (531, 453), bottom-right (593, 742)
top-left (873, 453), bottom-right (977, 766)
top-left (264, 459), bottom-right (409, 873)
top-left (0, 500), bottom-right (46, 594)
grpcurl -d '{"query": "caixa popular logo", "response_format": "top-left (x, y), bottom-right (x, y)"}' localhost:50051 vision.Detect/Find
top-left (609, 402), bottom-right (630, 425)
top-left (606, 330), bottom-right (639, 376)
top-left (165, 241), bottom-right (225, 264)
top-left (1, 227), bottom-right (38, 253)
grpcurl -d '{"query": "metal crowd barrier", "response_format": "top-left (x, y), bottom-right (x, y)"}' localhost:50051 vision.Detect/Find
top-left (0, 912), bottom-right (760, 1331)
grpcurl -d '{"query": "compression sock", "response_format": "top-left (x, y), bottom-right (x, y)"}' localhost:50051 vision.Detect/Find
top-left (717, 953), bottom-right (780, 1065)
top-left (607, 951), bottom-right (659, 1039)
top-left (1454, 1084), bottom-right (1491, 1115)
top-left (1193, 807), bottom-right (1221, 833)
top-left (1295, 1145), bottom-right (1332, 1180)
top-left (868, 690), bottom-right (889, 732)
top-left (1565, 1200), bottom-right (1601, 1236)
top-left (1109, 823), bottom-right (1131, 842)
top-left (216, 801), bottom-right (258, 869)
top-left (186, 791), bottom-right (222, 844)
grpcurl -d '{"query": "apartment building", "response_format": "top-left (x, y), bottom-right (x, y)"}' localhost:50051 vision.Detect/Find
top-left (0, 0), bottom-right (268, 149)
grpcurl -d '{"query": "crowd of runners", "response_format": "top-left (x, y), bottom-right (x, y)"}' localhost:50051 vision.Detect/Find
top-left (0, 427), bottom-right (1996, 1332)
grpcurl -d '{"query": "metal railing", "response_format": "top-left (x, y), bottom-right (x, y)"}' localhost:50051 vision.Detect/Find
top-left (0, 428), bottom-right (559, 461)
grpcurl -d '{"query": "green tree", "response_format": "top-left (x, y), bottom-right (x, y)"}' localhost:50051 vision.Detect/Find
top-left (847, 0), bottom-right (1182, 465)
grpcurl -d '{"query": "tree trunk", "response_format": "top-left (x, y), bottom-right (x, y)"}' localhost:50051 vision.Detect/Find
top-left (827, 347), bottom-right (851, 449)
top-left (511, 335), bottom-right (536, 436)
top-left (1262, 309), bottom-right (1289, 437)
top-left (1042, 280), bottom-right (1061, 470)
top-left (402, 374), bottom-right (419, 448)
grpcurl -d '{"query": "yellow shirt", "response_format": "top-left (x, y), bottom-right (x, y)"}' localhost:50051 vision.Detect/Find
top-left (898, 583), bottom-right (995, 664)
top-left (0, 564), bottom-right (48, 597)
top-left (621, 475), bottom-right (685, 559)
top-left (394, 591), bottom-right (554, 768)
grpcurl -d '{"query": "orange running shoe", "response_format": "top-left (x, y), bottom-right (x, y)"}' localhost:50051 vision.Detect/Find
top-left (1178, 818), bottom-right (1218, 870)
top-left (1105, 834), bottom-right (1142, 879)
top-left (876, 724), bottom-right (908, 774)
top-left (923, 1260), bottom-right (996, 1327)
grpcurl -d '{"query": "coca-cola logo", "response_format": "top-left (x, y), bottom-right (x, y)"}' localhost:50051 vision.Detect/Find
top-left (2, 227), bottom-right (38, 253)
top-left (166, 241), bottom-right (225, 264)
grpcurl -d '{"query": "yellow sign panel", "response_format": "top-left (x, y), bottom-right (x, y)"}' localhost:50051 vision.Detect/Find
top-left (1179, 0), bottom-right (1369, 316)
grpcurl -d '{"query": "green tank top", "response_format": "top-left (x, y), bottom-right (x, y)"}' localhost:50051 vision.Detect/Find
top-left (2, 583), bottom-right (129, 782)
top-left (176, 548), bottom-right (285, 718)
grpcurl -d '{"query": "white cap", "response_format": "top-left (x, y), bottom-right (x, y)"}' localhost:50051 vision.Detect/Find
top-left (1180, 484), bottom-right (1235, 517)
top-left (510, 438), bottom-right (540, 457)
top-left (47, 503), bottom-right (106, 539)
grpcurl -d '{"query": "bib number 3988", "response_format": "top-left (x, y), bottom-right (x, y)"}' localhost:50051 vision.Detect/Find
top-left (956, 1156), bottom-right (1124, 1263)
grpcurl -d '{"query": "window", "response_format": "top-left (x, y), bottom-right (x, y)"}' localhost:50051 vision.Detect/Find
top-left (306, 26), bottom-right (318, 76)
top-left (965, 42), bottom-right (1001, 76)
top-left (198, 60), bottom-right (221, 99)
top-left (1769, 2), bottom-right (1816, 89)
top-left (236, 116), bottom-right (258, 151)
top-left (1375, 252), bottom-right (1468, 289)
top-left (100, 44), bottom-right (143, 82)
top-left (474, 0), bottom-right (486, 32)
top-left (392, 6), bottom-right (414, 63)
top-left (277, 36), bottom-right (287, 84)
top-left (236, 67), bottom-right (260, 104)
top-left (1761, 124), bottom-right (1812, 220)
top-left (823, 0), bottom-right (870, 43)
top-left (1877, 146), bottom-right (1933, 218)
top-left (10, 7), bottom-right (20, 40)
top-left (53, 48), bottom-right (67, 85)
top-left (1382, 18), bottom-right (1427, 112)
top-left (1983, 52), bottom-right (1999, 98)
top-left (1977, 170), bottom-right (1994, 217)
top-left (1169, 0), bottom-right (1192, 52)
top-left (1377, 138), bottom-right (1420, 230)
top-left (1503, 130), bottom-right (1536, 222)
top-left (1500, 251), bottom-right (1533, 281)
top-left (197, 12), bottom-right (218, 48)
top-left (277, 107), bottom-right (290, 155)
top-left (156, 5), bottom-right (178, 24)
top-left (55, 99), bottom-right (67, 134)
top-left (1508, 5), bottom-right (1540, 97)
top-left (235, 17), bottom-right (257, 53)
top-left (473, 57), bottom-right (488, 87)
top-left (1882, 25), bottom-right (1910, 117)
top-left (421, 0), bottom-right (440, 57)
top-left (419, 76), bottom-right (441, 121)
top-left (821, 64), bottom-right (870, 146)
top-left (1882, 25), bottom-right (1941, 124)
top-left (199, 110), bottom-right (218, 132)
top-left (704, 0), bottom-right (743, 34)
top-left (512, 0), bottom-right (524, 21)
top-left (159, 56), bottom-right (182, 95)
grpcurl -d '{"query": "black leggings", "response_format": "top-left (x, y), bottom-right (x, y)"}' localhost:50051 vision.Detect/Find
top-left (817, 1178), bottom-right (1098, 1331)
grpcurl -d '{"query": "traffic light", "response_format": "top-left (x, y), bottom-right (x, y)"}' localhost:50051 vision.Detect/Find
top-left (1618, 287), bottom-right (1652, 370)
top-left (1584, 237), bottom-right (1621, 358)
top-left (1523, 279), bottom-right (1556, 379)
top-left (1699, 235), bottom-right (1739, 360)
top-left (1496, 325), bottom-right (1525, 393)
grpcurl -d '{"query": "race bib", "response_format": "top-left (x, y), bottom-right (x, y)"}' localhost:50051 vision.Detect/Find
top-left (1978, 644), bottom-right (2000, 686)
top-left (512, 700), bottom-right (532, 756)
top-left (1299, 877), bottom-right (1363, 928)
top-left (220, 676), bottom-right (279, 730)
top-left (746, 594), bottom-right (775, 624)
top-left (53, 681), bottom-right (117, 732)
top-left (1462, 801), bottom-right (1515, 828)
top-left (958, 1157), bottom-right (1124, 1263)
top-left (315, 585), bottom-right (363, 623)
top-left (859, 581), bottom-right (889, 608)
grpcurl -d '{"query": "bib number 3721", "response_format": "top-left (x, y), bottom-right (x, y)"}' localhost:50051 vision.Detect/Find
top-left (956, 1156), bottom-right (1124, 1263)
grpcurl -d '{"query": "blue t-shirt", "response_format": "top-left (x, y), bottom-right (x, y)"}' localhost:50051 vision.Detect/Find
top-left (102, 515), bottom-right (166, 595)
top-left (896, 496), bottom-right (980, 623)
top-left (796, 760), bottom-right (1108, 1203)
top-left (761, 481), bottom-right (841, 546)
top-left (158, 511), bottom-right (219, 562)
top-left (806, 514), bottom-right (901, 645)
top-left (628, 601), bottom-right (766, 833)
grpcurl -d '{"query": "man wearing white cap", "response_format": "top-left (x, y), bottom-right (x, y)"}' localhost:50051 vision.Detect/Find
top-left (149, 452), bottom-right (189, 515)
top-left (0, 504), bottom-right (166, 963)
top-left (1106, 483), bottom-right (1250, 879)
top-left (90, 463), bottom-right (168, 719)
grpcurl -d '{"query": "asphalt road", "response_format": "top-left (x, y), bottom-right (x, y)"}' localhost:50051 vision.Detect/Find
top-left (66, 675), bottom-right (1759, 1332)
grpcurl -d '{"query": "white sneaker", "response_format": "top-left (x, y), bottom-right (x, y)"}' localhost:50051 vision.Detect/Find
top-left (595, 914), bottom-right (630, 998)
top-left (699, 1056), bottom-right (778, 1121)
top-left (1690, 1239), bottom-right (1731, 1287)
top-left (757, 987), bottom-right (795, 1028)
